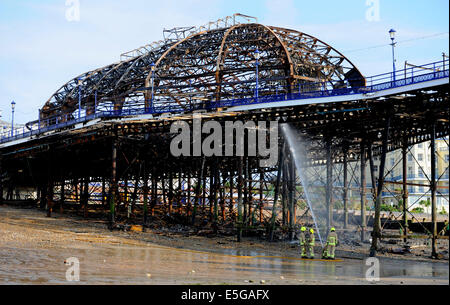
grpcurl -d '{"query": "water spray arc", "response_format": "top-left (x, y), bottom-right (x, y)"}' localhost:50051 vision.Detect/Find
top-left (281, 124), bottom-right (324, 247)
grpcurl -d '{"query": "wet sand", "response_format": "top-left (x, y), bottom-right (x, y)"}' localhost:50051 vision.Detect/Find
top-left (0, 206), bottom-right (448, 285)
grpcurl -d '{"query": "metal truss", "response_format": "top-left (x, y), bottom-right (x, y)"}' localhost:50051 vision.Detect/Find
top-left (40, 18), bottom-right (364, 121)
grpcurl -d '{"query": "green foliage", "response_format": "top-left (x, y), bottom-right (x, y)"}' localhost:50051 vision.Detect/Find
top-left (334, 201), bottom-right (344, 210)
top-left (419, 200), bottom-right (431, 207)
top-left (297, 200), bottom-right (307, 210)
top-left (411, 207), bottom-right (424, 213)
top-left (439, 207), bottom-right (448, 215)
top-left (380, 204), bottom-right (401, 212)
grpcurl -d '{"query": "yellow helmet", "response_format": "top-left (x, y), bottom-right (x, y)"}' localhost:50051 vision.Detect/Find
top-left (301, 227), bottom-right (306, 232)
top-left (330, 227), bottom-right (336, 232)
top-left (309, 228), bottom-right (314, 233)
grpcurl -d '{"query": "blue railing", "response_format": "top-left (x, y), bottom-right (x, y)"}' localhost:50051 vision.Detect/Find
top-left (1, 58), bottom-right (449, 145)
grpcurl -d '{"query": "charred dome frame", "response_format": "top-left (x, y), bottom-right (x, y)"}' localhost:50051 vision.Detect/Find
top-left (40, 22), bottom-right (365, 120)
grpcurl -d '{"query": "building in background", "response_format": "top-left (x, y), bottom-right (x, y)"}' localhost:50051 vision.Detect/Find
top-left (373, 138), bottom-right (449, 214)
top-left (0, 117), bottom-right (25, 141)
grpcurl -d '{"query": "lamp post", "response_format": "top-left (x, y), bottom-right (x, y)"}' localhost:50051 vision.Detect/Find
top-left (11, 101), bottom-right (16, 137)
top-left (254, 49), bottom-right (260, 100)
top-left (389, 29), bottom-right (397, 83)
top-left (150, 62), bottom-right (156, 113)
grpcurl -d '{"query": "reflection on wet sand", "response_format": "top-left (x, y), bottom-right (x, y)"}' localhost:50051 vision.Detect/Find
top-left (1, 240), bottom-right (448, 285)
top-left (0, 206), bottom-right (448, 285)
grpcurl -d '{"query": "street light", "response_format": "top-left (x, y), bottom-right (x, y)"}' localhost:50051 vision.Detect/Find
top-left (254, 49), bottom-right (260, 100)
top-left (389, 29), bottom-right (397, 83)
top-left (11, 101), bottom-right (16, 137)
top-left (150, 62), bottom-right (156, 113)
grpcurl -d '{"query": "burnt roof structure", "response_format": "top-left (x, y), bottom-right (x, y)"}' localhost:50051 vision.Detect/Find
top-left (41, 19), bottom-right (364, 119)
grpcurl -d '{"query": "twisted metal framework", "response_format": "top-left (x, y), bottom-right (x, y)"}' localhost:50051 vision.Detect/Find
top-left (41, 21), bottom-right (364, 120)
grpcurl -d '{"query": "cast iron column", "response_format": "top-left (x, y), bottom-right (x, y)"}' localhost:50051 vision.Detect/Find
top-left (360, 142), bottom-right (367, 242)
top-left (430, 122), bottom-right (437, 258)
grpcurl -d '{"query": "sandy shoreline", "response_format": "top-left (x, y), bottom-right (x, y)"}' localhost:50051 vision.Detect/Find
top-left (0, 205), bottom-right (448, 285)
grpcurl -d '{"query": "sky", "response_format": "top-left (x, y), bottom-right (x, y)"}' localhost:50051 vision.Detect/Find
top-left (0, 0), bottom-right (448, 124)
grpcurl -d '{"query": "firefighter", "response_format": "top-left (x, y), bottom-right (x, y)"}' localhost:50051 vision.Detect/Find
top-left (306, 228), bottom-right (315, 259)
top-left (299, 226), bottom-right (307, 258)
top-left (323, 227), bottom-right (338, 260)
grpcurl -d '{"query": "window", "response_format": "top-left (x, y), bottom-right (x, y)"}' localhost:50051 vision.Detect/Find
top-left (418, 171), bottom-right (424, 178)
top-left (418, 143), bottom-right (423, 148)
top-left (446, 155), bottom-right (449, 162)
top-left (408, 154), bottom-right (413, 162)
top-left (374, 165), bottom-right (378, 172)
top-left (418, 186), bottom-right (424, 193)
top-left (418, 153), bottom-right (423, 161)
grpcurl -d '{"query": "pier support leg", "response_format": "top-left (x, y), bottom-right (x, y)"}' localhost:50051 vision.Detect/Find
top-left (192, 158), bottom-right (205, 225)
top-left (229, 171), bottom-right (234, 221)
top-left (259, 172), bottom-right (264, 224)
top-left (368, 143), bottom-right (377, 205)
top-left (0, 157), bottom-right (3, 205)
top-left (102, 177), bottom-right (106, 206)
top-left (430, 123), bottom-right (438, 258)
top-left (370, 116), bottom-right (391, 257)
top-left (343, 146), bottom-right (349, 229)
top-left (110, 140), bottom-right (118, 228)
top-left (243, 158), bottom-right (248, 226)
top-left (213, 163), bottom-right (219, 234)
top-left (326, 136), bottom-right (333, 231)
top-left (143, 162), bottom-right (149, 225)
top-left (402, 138), bottom-right (409, 242)
top-left (46, 181), bottom-right (54, 217)
top-left (83, 177), bottom-right (89, 218)
top-left (237, 157), bottom-right (243, 242)
top-left (269, 143), bottom-right (284, 241)
top-left (289, 157), bottom-right (296, 241)
top-left (360, 142), bottom-right (367, 242)
top-left (60, 179), bottom-right (65, 214)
